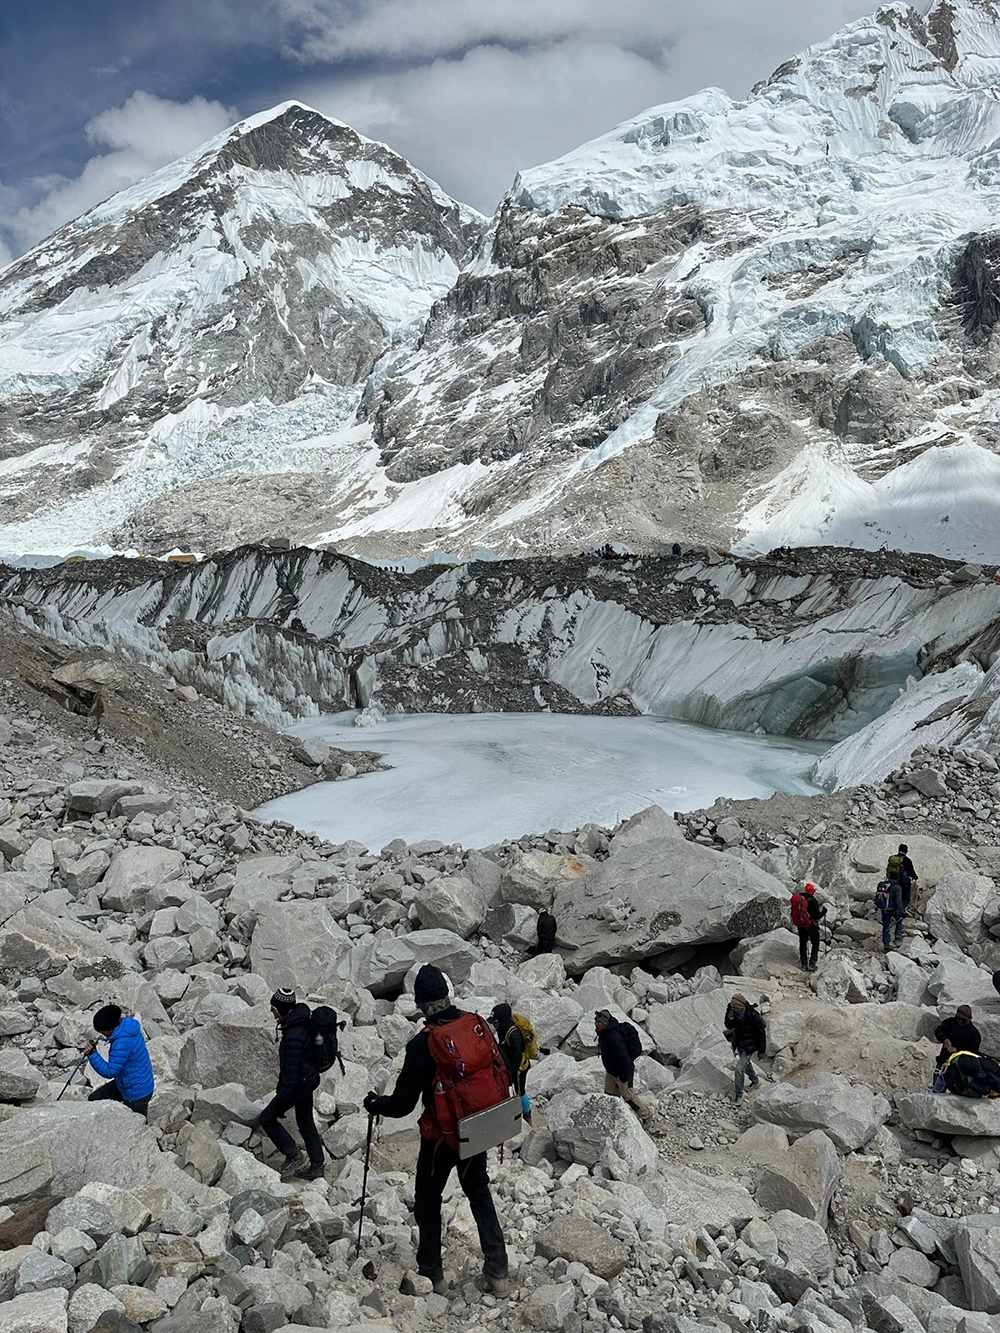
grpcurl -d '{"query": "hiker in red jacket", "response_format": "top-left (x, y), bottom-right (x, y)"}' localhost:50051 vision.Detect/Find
top-left (790, 883), bottom-right (826, 971)
top-left (364, 966), bottom-right (510, 1297)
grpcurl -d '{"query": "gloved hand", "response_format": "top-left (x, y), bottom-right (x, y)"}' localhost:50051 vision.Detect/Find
top-left (363, 1091), bottom-right (382, 1116)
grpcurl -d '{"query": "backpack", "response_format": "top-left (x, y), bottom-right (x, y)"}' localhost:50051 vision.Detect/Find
top-left (873, 881), bottom-right (891, 913)
top-left (509, 1014), bottom-right (539, 1067)
top-left (790, 894), bottom-right (812, 929)
top-left (307, 1006), bottom-right (345, 1076)
top-left (619, 1022), bottom-right (643, 1062)
top-left (421, 1012), bottom-right (510, 1152)
top-left (886, 854), bottom-right (905, 881)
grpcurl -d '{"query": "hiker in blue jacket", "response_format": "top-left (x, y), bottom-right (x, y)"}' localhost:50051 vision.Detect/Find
top-left (83, 1004), bottom-right (154, 1119)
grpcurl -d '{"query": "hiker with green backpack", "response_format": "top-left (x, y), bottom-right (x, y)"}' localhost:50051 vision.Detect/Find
top-left (595, 1009), bottom-right (651, 1124)
top-left (886, 843), bottom-right (918, 912)
top-left (490, 1004), bottom-right (537, 1125)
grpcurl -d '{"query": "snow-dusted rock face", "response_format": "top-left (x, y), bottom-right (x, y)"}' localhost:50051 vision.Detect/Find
top-left (0, 102), bottom-right (481, 554)
top-left (6, 545), bottom-right (1000, 751)
top-left (10, 4), bottom-right (1000, 559)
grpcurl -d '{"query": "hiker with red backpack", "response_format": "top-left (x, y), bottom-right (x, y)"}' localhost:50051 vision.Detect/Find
top-left (595, 1010), bottom-right (651, 1124)
top-left (790, 882), bottom-right (826, 971)
top-left (257, 987), bottom-right (326, 1181)
top-left (363, 966), bottom-right (510, 1297)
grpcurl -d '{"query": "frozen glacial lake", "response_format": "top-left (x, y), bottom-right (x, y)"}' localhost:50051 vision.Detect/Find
top-left (256, 712), bottom-right (823, 850)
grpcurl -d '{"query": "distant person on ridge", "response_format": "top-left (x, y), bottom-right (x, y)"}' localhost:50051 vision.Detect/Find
top-left (595, 1010), bottom-right (651, 1124)
top-left (83, 1004), bottom-right (154, 1119)
top-left (886, 843), bottom-right (918, 912)
top-left (723, 994), bottom-right (767, 1105)
top-left (790, 882), bottom-right (826, 971)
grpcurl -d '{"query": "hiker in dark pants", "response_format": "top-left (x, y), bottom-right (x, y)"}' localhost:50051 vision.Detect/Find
top-left (531, 910), bottom-right (557, 956)
top-left (364, 966), bottom-right (510, 1298)
top-left (790, 882), bottom-right (826, 971)
top-left (724, 994), bottom-right (767, 1105)
top-left (257, 988), bottom-right (325, 1181)
top-left (887, 843), bottom-right (918, 911)
top-left (490, 1003), bottom-right (531, 1123)
top-left (83, 1004), bottom-right (154, 1120)
top-left (595, 1010), bottom-right (651, 1123)
top-left (934, 1006), bottom-right (981, 1068)
top-left (879, 879), bottom-right (905, 952)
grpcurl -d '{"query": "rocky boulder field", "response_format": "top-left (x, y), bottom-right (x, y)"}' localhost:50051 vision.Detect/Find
top-left (5, 667), bottom-right (1000, 1333)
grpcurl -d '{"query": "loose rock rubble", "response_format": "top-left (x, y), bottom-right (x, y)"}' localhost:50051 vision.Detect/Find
top-left (3, 692), bottom-right (1000, 1333)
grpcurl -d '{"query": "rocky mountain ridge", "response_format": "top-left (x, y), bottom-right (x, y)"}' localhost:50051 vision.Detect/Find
top-left (8, 3), bottom-right (1000, 561)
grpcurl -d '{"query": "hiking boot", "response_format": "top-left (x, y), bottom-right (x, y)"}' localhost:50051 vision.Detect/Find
top-left (484, 1272), bottom-right (511, 1298)
top-left (294, 1161), bottom-right (325, 1181)
top-left (280, 1151), bottom-right (303, 1176)
top-left (432, 1278), bottom-right (450, 1297)
top-left (733, 1092), bottom-right (744, 1105)
top-left (808, 963), bottom-right (818, 972)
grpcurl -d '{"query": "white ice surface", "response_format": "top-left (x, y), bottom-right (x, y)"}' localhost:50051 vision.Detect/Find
top-left (256, 711), bottom-right (822, 849)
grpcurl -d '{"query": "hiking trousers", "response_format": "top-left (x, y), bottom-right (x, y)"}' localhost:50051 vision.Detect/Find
top-left (604, 1073), bottom-right (652, 1124)
top-left (797, 925), bottom-right (820, 967)
top-left (258, 1074), bottom-right (324, 1166)
top-left (881, 909), bottom-right (904, 949)
top-left (88, 1080), bottom-right (151, 1120)
top-left (414, 1137), bottom-right (508, 1281)
top-left (734, 1051), bottom-right (760, 1099)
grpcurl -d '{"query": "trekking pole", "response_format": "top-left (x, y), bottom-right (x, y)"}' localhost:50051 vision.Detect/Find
top-left (355, 1113), bottom-right (376, 1260)
top-left (57, 1051), bottom-right (90, 1101)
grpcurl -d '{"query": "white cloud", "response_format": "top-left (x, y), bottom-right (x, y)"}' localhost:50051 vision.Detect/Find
top-left (284, 0), bottom-right (883, 211)
top-left (2, 91), bottom-right (237, 255)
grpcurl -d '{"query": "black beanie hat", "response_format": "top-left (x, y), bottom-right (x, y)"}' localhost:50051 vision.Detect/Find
top-left (413, 965), bottom-right (448, 1007)
top-left (93, 1004), bottom-right (122, 1033)
top-left (270, 988), bottom-right (296, 1014)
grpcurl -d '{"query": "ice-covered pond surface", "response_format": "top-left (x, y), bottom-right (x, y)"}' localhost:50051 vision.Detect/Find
top-left (256, 712), bottom-right (824, 850)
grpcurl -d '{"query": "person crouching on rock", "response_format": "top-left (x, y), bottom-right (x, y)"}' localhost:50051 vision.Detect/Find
top-left (83, 1004), bottom-right (154, 1120)
top-left (363, 965), bottom-right (511, 1298)
top-left (595, 1010), bottom-right (651, 1124)
top-left (934, 1006), bottom-right (981, 1069)
top-left (723, 994), bottom-right (767, 1106)
top-left (257, 988), bottom-right (326, 1181)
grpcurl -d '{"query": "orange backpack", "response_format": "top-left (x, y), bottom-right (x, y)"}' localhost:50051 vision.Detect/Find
top-left (419, 1012), bottom-right (510, 1151)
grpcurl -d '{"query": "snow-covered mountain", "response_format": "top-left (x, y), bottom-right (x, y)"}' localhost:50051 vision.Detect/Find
top-left (0, 102), bottom-right (481, 554)
top-left (7, 2), bottom-right (1000, 561)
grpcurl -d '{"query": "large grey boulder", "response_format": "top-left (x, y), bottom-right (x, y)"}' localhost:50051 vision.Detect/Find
top-left (770, 1209), bottom-right (834, 1278)
top-left (0, 891), bottom-right (137, 982)
top-left (65, 780), bottom-right (142, 814)
top-left (552, 827), bottom-right (788, 972)
top-left (414, 876), bottom-right (488, 939)
top-left (753, 1073), bottom-right (890, 1152)
top-left (644, 991), bottom-right (729, 1063)
top-left (249, 900), bottom-right (352, 993)
top-left (0, 1104), bottom-right (204, 1204)
top-left (732, 928), bottom-right (802, 978)
top-left (926, 873), bottom-right (997, 948)
top-left (897, 1093), bottom-right (1000, 1138)
top-left (846, 835), bottom-right (971, 902)
top-left (641, 1163), bottom-right (759, 1235)
top-left (99, 847), bottom-right (187, 913)
top-left (359, 930), bottom-right (479, 996)
top-left (546, 1091), bottom-right (656, 1179)
top-left (755, 1129), bottom-right (841, 1225)
top-left (500, 851), bottom-right (587, 911)
top-left (0, 1288), bottom-right (70, 1331)
top-left (0, 1049), bottom-right (41, 1101)
top-left (926, 959), bottom-right (1000, 1007)
top-left (0, 1149), bottom-right (55, 1208)
top-left (609, 804), bottom-right (684, 853)
top-left (177, 1008), bottom-right (276, 1099)
top-left (955, 1216), bottom-right (1000, 1314)
top-left (535, 1215), bottom-right (628, 1279)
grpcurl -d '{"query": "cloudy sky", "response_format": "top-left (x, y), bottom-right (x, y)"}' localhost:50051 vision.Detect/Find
top-left (1, 0), bottom-right (896, 263)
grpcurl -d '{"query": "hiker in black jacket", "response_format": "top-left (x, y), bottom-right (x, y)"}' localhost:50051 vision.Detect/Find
top-left (887, 843), bottom-right (919, 911)
top-left (724, 995), bottom-right (767, 1105)
top-left (531, 910), bottom-right (557, 956)
top-left (257, 988), bottom-right (325, 1181)
top-left (490, 1003), bottom-right (530, 1123)
top-left (934, 1006), bottom-right (981, 1068)
top-left (595, 1010), bottom-right (651, 1124)
top-left (364, 966), bottom-right (509, 1298)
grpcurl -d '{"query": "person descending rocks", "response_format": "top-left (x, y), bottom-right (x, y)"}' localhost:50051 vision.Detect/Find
top-left (83, 1004), bottom-right (154, 1119)
top-left (724, 994), bottom-right (767, 1105)
top-left (595, 1010), bottom-right (652, 1124)
top-left (934, 1005), bottom-right (981, 1069)
top-left (875, 876), bottom-right (905, 953)
top-left (257, 988), bottom-right (326, 1181)
top-left (790, 882), bottom-right (826, 971)
top-left (939, 1039), bottom-right (1000, 1098)
top-left (886, 843), bottom-right (918, 912)
top-left (364, 966), bottom-right (510, 1298)
top-left (532, 909), bottom-right (557, 956)
top-left (490, 1003), bottom-right (536, 1124)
